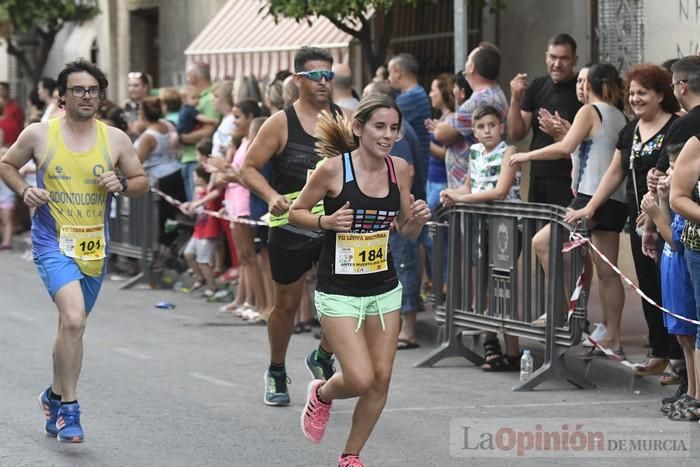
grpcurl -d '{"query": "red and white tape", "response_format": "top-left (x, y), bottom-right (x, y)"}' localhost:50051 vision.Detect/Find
top-left (151, 188), bottom-right (268, 226)
top-left (568, 231), bottom-right (700, 326)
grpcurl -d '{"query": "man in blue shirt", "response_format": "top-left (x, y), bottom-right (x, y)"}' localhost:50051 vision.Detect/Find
top-left (388, 53), bottom-right (430, 201)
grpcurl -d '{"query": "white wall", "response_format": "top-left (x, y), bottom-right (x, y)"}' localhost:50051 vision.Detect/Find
top-left (644, 0), bottom-right (700, 63)
top-left (497, 0), bottom-right (591, 90)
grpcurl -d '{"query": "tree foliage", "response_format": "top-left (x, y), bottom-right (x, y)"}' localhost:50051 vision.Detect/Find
top-left (0, 0), bottom-right (99, 85)
top-left (263, 0), bottom-right (417, 77)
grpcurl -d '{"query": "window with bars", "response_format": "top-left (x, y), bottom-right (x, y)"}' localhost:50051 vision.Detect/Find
top-left (597, 0), bottom-right (645, 72)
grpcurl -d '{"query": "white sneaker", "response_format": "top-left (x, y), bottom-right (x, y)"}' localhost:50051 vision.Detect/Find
top-left (241, 307), bottom-right (260, 320)
top-left (583, 323), bottom-right (607, 347)
top-left (234, 303), bottom-right (254, 318)
top-left (244, 310), bottom-right (263, 323)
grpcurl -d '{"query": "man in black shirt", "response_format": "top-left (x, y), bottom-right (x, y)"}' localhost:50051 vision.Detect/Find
top-left (507, 33), bottom-right (581, 206)
top-left (653, 56), bottom-right (700, 176)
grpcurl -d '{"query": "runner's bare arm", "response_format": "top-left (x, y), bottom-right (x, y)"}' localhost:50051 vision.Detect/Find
top-left (100, 128), bottom-right (148, 196)
top-left (289, 157), bottom-right (346, 231)
top-left (0, 124), bottom-right (50, 207)
top-left (241, 111), bottom-right (288, 213)
top-left (393, 157), bottom-right (430, 239)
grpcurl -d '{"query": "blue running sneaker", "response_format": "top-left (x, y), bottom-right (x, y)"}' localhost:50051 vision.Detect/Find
top-left (56, 402), bottom-right (84, 443)
top-left (306, 349), bottom-right (336, 380)
top-left (264, 370), bottom-right (291, 406)
top-left (37, 387), bottom-right (60, 437)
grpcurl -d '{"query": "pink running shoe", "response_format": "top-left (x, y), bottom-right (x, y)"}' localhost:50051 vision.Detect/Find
top-left (301, 379), bottom-right (331, 443)
top-left (338, 454), bottom-right (365, 467)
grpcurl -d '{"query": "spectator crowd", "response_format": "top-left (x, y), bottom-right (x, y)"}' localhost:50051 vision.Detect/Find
top-left (3, 32), bottom-right (700, 428)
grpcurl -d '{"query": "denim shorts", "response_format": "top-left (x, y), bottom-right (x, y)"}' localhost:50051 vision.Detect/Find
top-left (315, 285), bottom-right (402, 332)
top-left (683, 248), bottom-right (700, 349)
top-left (34, 251), bottom-right (104, 313)
top-left (389, 232), bottom-right (420, 313)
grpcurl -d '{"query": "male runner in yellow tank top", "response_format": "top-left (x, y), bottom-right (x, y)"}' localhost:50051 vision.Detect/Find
top-left (0, 59), bottom-right (148, 443)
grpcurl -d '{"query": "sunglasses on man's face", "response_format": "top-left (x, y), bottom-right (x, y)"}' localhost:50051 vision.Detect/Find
top-left (296, 70), bottom-right (335, 82)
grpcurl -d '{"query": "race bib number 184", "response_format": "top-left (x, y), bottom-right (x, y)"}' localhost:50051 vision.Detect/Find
top-left (334, 231), bottom-right (389, 275)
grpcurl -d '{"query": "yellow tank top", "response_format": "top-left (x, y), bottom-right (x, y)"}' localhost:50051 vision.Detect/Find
top-left (34, 118), bottom-right (114, 277)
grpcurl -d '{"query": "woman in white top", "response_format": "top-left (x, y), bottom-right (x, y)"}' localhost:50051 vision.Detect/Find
top-left (510, 64), bottom-right (629, 357)
top-left (135, 97), bottom-right (186, 247)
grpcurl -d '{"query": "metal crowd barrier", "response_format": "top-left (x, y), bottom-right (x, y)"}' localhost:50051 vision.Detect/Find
top-left (415, 201), bottom-right (593, 391)
top-left (108, 189), bottom-right (159, 289)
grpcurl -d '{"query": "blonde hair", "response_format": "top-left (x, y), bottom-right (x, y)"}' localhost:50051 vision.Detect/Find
top-left (315, 94), bottom-right (403, 158)
top-left (215, 80), bottom-right (234, 108)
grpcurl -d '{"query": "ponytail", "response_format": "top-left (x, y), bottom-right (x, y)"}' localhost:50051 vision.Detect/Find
top-left (315, 93), bottom-right (404, 158)
top-left (588, 63), bottom-right (625, 110)
top-left (315, 110), bottom-right (356, 158)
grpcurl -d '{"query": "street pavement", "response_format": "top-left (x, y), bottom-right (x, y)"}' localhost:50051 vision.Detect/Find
top-left (1, 249), bottom-right (700, 467)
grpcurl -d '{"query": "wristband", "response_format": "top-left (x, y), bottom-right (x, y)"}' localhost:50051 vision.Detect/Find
top-left (318, 215), bottom-right (324, 230)
top-left (117, 176), bottom-right (128, 193)
top-left (20, 185), bottom-right (32, 199)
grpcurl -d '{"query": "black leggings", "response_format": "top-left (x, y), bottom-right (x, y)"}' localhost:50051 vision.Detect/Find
top-left (156, 170), bottom-right (186, 246)
top-left (628, 220), bottom-right (683, 359)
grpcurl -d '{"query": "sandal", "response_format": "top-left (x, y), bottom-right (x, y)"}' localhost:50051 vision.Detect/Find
top-left (633, 357), bottom-right (668, 376)
top-left (596, 344), bottom-right (626, 362)
top-left (668, 398), bottom-right (700, 421)
top-left (483, 340), bottom-right (503, 364)
top-left (481, 354), bottom-right (520, 372)
top-left (661, 394), bottom-right (690, 415)
top-left (397, 338), bottom-right (421, 350)
top-left (191, 281), bottom-right (204, 291)
top-left (660, 359), bottom-right (682, 385)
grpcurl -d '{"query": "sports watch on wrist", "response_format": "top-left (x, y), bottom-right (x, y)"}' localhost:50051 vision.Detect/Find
top-left (117, 176), bottom-right (128, 193)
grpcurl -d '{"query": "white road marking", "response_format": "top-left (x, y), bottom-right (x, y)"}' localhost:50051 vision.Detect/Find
top-left (113, 347), bottom-right (153, 360)
top-left (189, 372), bottom-right (237, 387)
top-left (333, 398), bottom-right (660, 414)
top-left (6, 311), bottom-right (38, 322)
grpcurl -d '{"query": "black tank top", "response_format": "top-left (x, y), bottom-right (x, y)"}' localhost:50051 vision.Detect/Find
top-left (268, 104), bottom-right (340, 248)
top-left (317, 153), bottom-right (401, 296)
top-left (271, 105), bottom-right (320, 197)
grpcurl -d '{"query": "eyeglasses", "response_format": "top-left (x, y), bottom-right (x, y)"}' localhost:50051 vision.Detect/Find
top-left (128, 72), bottom-right (145, 79)
top-left (68, 86), bottom-right (101, 98)
top-left (295, 70), bottom-right (335, 82)
top-left (670, 79), bottom-right (688, 89)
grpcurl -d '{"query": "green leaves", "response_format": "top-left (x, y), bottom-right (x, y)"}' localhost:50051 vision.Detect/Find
top-left (0, 0), bottom-right (99, 35)
top-left (263, 0), bottom-right (415, 25)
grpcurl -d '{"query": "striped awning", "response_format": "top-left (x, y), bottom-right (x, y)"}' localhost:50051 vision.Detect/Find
top-left (185, 0), bottom-right (354, 81)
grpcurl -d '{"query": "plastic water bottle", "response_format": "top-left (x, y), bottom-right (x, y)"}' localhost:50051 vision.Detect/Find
top-left (520, 350), bottom-right (533, 382)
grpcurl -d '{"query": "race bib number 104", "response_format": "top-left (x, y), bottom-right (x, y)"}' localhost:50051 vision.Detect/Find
top-left (334, 231), bottom-right (389, 275)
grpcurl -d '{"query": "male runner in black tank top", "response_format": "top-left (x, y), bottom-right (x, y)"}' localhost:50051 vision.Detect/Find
top-left (242, 47), bottom-right (345, 406)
